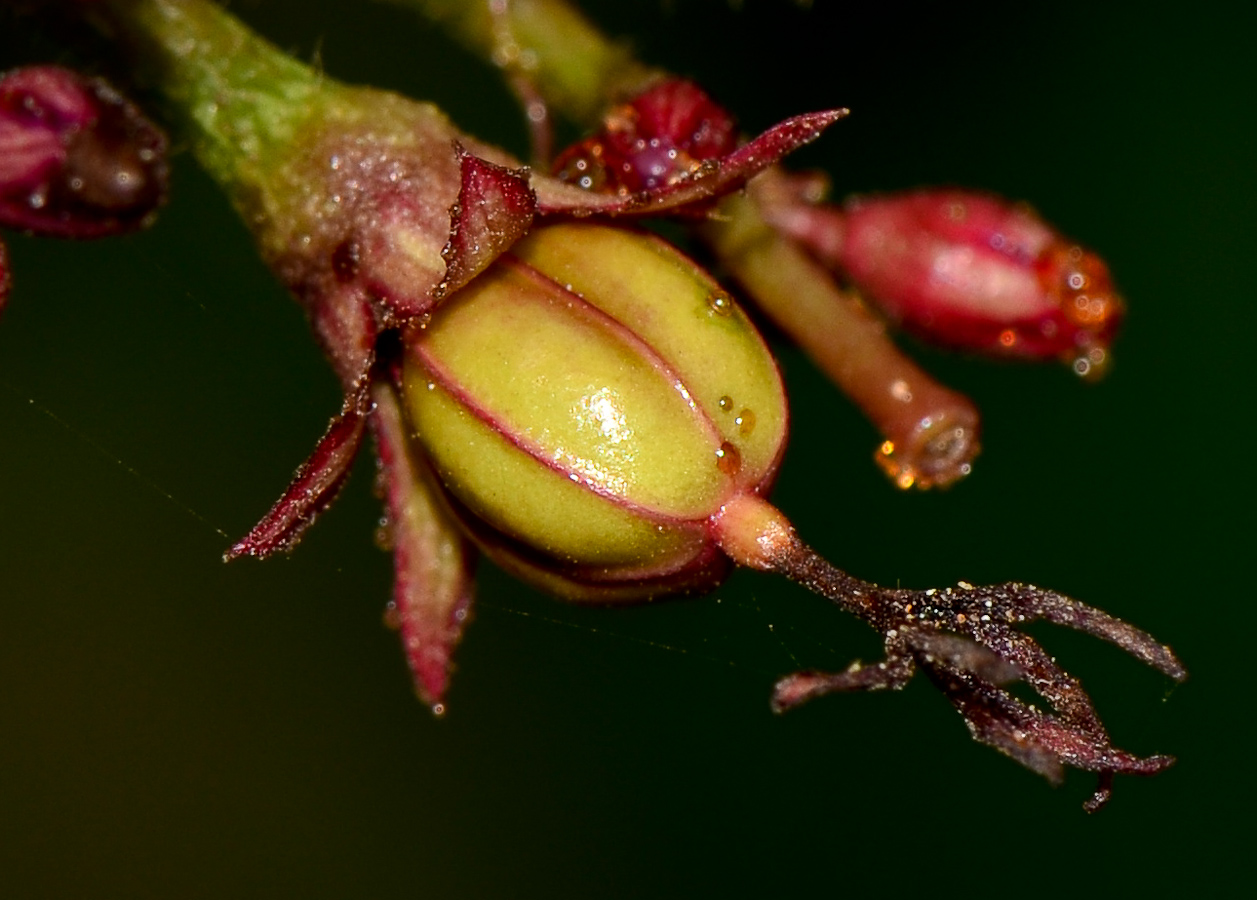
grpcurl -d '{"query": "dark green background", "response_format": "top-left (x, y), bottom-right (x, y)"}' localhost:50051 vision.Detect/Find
top-left (1, 1), bottom-right (1248, 896)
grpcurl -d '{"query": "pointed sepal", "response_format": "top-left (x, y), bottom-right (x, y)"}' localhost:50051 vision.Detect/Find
top-left (225, 377), bottom-right (372, 560)
top-left (538, 108), bottom-right (846, 218)
top-left (371, 380), bottom-right (475, 710)
top-left (434, 146), bottom-right (537, 301)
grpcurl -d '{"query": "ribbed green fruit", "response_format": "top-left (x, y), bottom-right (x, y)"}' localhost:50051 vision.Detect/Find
top-left (403, 223), bottom-right (788, 600)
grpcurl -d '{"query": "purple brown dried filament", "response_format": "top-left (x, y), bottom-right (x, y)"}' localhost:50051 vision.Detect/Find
top-left (712, 493), bottom-right (1185, 811)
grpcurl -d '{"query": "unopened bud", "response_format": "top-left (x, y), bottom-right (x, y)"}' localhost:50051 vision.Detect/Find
top-left (553, 78), bottom-right (738, 196)
top-left (0, 65), bottom-right (167, 238)
top-left (770, 188), bottom-right (1124, 379)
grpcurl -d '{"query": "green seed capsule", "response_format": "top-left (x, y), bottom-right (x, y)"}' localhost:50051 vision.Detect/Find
top-left (402, 222), bottom-right (788, 600)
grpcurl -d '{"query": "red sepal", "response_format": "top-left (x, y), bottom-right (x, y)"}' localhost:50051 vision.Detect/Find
top-left (371, 380), bottom-right (476, 710)
top-left (434, 146), bottom-right (536, 301)
top-left (225, 377), bottom-right (372, 561)
top-left (537, 109), bottom-right (846, 217)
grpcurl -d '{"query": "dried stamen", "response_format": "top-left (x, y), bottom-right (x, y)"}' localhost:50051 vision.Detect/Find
top-left (714, 494), bottom-right (1184, 811)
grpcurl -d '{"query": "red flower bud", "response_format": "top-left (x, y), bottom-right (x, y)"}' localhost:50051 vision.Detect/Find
top-left (768, 189), bottom-right (1124, 378)
top-left (0, 66), bottom-right (167, 238)
top-left (553, 79), bottom-right (738, 196)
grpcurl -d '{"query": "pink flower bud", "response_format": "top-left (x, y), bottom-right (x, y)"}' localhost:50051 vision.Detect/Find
top-left (552, 79), bottom-right (738, 196)
top-left (0, 66), bottom-right (167, 238)
top-left (770, 189), bottom-right (1124, 378)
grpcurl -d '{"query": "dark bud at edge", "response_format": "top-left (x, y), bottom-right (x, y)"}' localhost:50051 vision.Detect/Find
top-left (0, 65), bottom-right (168, 239)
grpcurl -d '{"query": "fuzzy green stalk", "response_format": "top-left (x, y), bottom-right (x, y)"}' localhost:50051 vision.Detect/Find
top-left (93, 1), bottom-right (320, 198)
top-left (92, 0), bottom-right (466, 268)
top-left (389, 0), bottom-right (652, 123)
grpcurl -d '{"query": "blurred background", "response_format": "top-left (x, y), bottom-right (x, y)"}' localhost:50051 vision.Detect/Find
top-left (1, 1), bottom-right (1249, 896)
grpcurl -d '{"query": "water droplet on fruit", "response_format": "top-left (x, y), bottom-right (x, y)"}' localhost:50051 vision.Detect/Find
top-left (374, 518), bottom-right (395, 551)
top-left (707, 290), bottom-right (734, 316)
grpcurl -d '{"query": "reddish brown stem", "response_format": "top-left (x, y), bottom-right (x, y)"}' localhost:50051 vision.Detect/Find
top-left (704, 192), bottom-right (979, 489)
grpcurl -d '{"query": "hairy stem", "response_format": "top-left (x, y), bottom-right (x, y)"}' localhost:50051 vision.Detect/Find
top-left (383, 0), bottom-right (654, 122)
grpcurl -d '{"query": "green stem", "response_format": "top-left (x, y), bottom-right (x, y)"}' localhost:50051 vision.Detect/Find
top-left (96, 0), bottom-right (324, 192)
top-left (382, 0), bottom-right (653, 123)
top-left (91, 0), bottom-right (465, 276)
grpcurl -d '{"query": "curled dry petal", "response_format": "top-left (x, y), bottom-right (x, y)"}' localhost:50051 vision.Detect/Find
top-left (0, 65), bottom-right (167, 238)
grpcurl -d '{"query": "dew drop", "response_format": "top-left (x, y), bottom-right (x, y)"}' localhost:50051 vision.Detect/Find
top-left (374, 518), bottom-right (395, 551)
top-left (890, 379), bottom-right (914, 403)
top-left (735, 408), bottom-right (756, 436)
top-left (718, 395), bottom-right (734, 412)
top-left (382, 601), bottom-right (402, 631)
top-left (715, 441), bottom-right (742, 477)
top-left (707, 290), bottom-right (734, 316)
